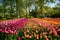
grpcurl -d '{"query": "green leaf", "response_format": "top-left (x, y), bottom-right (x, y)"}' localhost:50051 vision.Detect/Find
top-left (18, 30), bottom-right (24, 37)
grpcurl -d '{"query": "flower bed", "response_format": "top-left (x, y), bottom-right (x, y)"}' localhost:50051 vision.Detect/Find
top-left (0, 18), bottom-right (28, 34)
top-left (31, 18), bottom-right (60, 37)
top-left (0, 18), bottom-right (60, 40)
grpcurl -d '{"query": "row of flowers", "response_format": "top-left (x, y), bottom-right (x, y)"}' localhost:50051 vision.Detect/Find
top-left (0, 24), bottom-right (60, 40)
top-left (0, 18), bottom-right (60, 40)
top-left (0, 18), bottom-right (28, 34)
top-left (18, 27), bottom-right (60, 40)
top-left (42, 18), bottom-right (60, 22)
top-left (42, 18), bottom-right (60, 26)
top-left (31, 18), bottom-right (60, 37)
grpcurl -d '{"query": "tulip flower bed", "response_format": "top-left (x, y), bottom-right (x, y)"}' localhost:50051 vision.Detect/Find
top-left (31, 18), bottom-right (60, 36)
top-left (0, 18), bottom-right (60, 40)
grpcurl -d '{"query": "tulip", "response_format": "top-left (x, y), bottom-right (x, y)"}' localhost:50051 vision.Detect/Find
top-left (18, 37), bottom-right (22, 40)
top-left (29, 36), bottom-right (32, 38)
top-left (25, 35), bottom-right (29, 38)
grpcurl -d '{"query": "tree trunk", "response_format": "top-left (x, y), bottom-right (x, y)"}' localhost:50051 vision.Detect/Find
top-left (16, 0), bottom-right (19, 18)
top-left (26, 1), bottom-right (27, 18)
top-left (29, 6), bottom-right (31, 18)
top-left (35, 1), bottom-right (38, 17)
top-left (41, 4), bottom-right (43, 14)
top-left (2, 0), bottom-right (5, 17)
top-left (10, 0), bottom-right (13, 18)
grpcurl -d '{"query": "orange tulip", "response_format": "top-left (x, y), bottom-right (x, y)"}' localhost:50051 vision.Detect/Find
top-left (36, 36), bottom-right (39, 40)
top-left (43, 32), bottom-right (47, 35)
top-left (34, 33), bottom-right (37, 37)
top-left (25, 35), bottom-right (29, 38)
top-left (40, 35), bottom-right (42, 38)
top-left (29, 36), bottom-right (32, 38)
top-left (45, 37), bottom-right (49, 40)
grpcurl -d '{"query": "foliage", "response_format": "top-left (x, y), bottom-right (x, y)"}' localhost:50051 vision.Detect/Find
top-left (0, 0), bottom-right (60, 19)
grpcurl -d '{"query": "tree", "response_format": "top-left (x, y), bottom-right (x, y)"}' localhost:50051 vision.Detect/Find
top-left (27, 0), bottom-right (34, 17)
top-left (55, 1), bottom-right (60, 8)
top-left (23, 0), bottom-right (35, 18)
top-left (0, 6), bottom-right (2, 13)
top-left (16, 0), bottom-right (25, 18)
top-left (34, 0), bottom-right (55, 17)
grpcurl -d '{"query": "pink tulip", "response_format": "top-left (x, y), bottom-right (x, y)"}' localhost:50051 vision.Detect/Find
top-left (18, 37), bottom-right (22, 40)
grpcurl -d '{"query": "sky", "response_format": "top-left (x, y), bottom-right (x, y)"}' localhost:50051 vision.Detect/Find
top-left (45, 0), bottom-right (60, 7)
